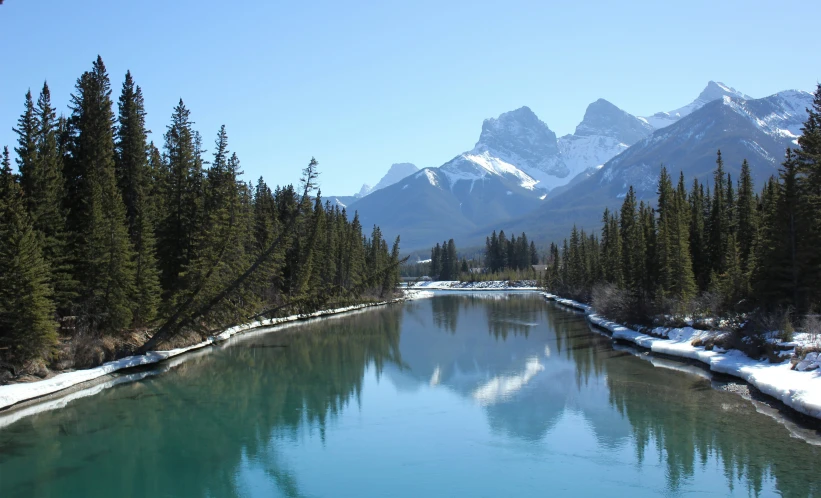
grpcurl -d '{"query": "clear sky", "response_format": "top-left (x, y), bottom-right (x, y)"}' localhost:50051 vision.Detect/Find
top-left (0, 0), bottom-right (818, 195)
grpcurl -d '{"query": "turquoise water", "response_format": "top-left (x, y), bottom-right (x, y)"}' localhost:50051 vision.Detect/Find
top-left (0, 293), bottom-right (819, 497)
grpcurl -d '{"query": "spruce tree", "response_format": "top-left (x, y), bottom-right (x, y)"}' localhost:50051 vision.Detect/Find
top-left (115, 71), bottom-right (161, 324)
top-left (736, 160), bottom-right (757, 269)
top-left (13, 90), bottom-right (37, 196)
top-left (0, 147), bottom-right (58, 362)
top-left (27, 83), bottom-right (76, 311)
top-left (619, 187), bottom-right (644, 294)
top-left (66, 56), bottom-right (136, 331)
top-left (708, 150), bottom-right (728, 277)
top-left (689, 179), bottom-right (709, 290)
top-left (671, 172), bottom-right (697, 302)
top-left (656, 167), bottom-right (675, 295)
top-left (529, 241), bottom-right (538, 265)
top-left (157, 99), bottom-right (202, 296)
top-left (796, 84), bottom-right (821, 307)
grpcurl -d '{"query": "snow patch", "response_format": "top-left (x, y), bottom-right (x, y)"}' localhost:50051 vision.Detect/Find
top-left (541, 293), bottom-right (821, 420)
top-left (0, 298), bottom-right (417, 412)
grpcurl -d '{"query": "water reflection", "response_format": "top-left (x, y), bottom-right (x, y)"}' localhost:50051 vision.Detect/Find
top-left (0, 294), bottom-right (819, 497)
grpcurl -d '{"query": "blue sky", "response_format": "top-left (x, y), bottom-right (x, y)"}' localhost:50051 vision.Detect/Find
top-left (1, 0), bottom-right (818, 195)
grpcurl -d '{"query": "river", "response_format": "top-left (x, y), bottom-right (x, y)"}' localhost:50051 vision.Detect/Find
top-left (0, 293), bottom-right (819, 497)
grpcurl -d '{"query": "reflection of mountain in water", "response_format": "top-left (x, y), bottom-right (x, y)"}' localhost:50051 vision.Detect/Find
top-left (2, 295), bottom-right (819, 497)
top-left (389, 294), bottom-right (633, 445)
top-left (392, 295), bottom-right (821, 496)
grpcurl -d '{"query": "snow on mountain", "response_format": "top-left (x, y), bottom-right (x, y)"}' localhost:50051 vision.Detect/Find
top-left (469, 106), bottom-right (569, 190)
top-left (439, 151), bottom-right (539, 191)
top-left (721, 89), bottom-right (812, 140)
top-left (557, 98), bottom-right (654, 182)
top-left (641, 81), bottom-right (751, 129)
top-left (356, 184), bottom-right (372, 198)
top-left (355, 163), bottom-right (419, 198)
top-left (508, 89), bottom-right (815, 245)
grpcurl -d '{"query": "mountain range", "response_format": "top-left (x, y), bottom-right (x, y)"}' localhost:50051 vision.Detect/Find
top-left (330, 82), bottom-right (813, 252)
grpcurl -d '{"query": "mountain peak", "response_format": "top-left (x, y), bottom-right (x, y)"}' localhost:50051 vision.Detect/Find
top-left (574, 99), bottom-right (652, 145)
top-left (641, 80), bottom-right (751, 129)
top-left (696, 81), bottom-right (749, 105)
top-left (473, 106), bottom-right (568, 186)
top-left (355, 163), bottom-right (419, 198)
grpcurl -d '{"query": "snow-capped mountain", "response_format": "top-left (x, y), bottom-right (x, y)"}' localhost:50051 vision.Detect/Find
top-left (640, 81), bottom-right (751, 129)
top-left (352, 108), bottom-right (557, 250)
top-left (503, 89), bottom-right (813, 244)
top-left (333, 81), bottom-right (810, 251)
top-left (557, 98), bottom-right (654, 186)
top-left (355, 162), bottom-right (419, 198)
top-left (468, 106), bottom-right (568, 190)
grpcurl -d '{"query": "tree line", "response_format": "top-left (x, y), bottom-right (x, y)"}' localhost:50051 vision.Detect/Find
top-left (0, 56), bottom-right (401, 367)
top-left (543, 84), bottom-right (821, 326)
top-left (484, 230), bottom-right (538, 273)
top-left (429, 239), bottom-right (463, 280)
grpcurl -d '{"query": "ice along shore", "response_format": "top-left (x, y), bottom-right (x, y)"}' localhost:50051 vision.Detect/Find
top-left (0, 291), bottom-right (434, 412)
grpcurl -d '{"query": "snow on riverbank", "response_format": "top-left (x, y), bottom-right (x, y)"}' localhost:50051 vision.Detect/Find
top-left (412, 280), bottom-right (539, 291)
top-left (541, 293), bottom-right (821, 420)
top-left (0, 293), bottom-right (432, 412)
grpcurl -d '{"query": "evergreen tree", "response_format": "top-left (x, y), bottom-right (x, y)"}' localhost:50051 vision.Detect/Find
top-left (619, 187), bottom-right (644, 294)
top-left (27, 82), bottom-right (76, 311)
top-left (157, 99), bottom-right (202, 296)
top-left (13, 90), bottom-right (37, 196)
top-left (115, 71), bottom-right (161, 324)
top-left (65, 56), bottom-right (136, 331)
top-left (0, 147), bottom-right (58, 362)
top-left (736, 160), bottom-right (757, 270)
top-left (796, 84), bottom-right (821, 307)
top-left (656, 167), bottom-right (675, 295)
top-left (708, 150), bottom-right (728, 277)
top-left (431, 243), bottom-right (441, 278)
top-left (446, 239), bottom-right (458, 280)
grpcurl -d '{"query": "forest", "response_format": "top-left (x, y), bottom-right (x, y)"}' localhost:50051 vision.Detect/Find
top-left (542, 85), bottom-right (821, 344)
top-left (0, 56), bottom-right (401, 373)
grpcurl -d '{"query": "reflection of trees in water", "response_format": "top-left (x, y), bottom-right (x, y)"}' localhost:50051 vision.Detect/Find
top-left (603, 339), bottom-right (820, 496)
top-left (3, 298), bottom-right (820, 497)
top-left (0, 308), bottom-right (404, 498)
top-left (430, 294), bottom-right (551, 339)
top-left (544, 307), bottom-right (610, 389)
top-left (543, 303), bottom-right (821, 497)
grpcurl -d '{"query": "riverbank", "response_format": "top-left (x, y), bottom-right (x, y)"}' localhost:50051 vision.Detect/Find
top-left (0, 290), bottom-right (434, 411)
top-left (411, 280), bottom-right (538, 291)
top-left (541, 292), bottom-right (821, 421)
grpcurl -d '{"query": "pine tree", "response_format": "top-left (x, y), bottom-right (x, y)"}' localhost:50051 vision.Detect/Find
top-left (656, 167), bottom-right (675, 295)
top-left (708, 150), bottom-right (728, 277)
top-left (796, 84), bottom-right (821, 307)
top-left (26, 83), bottom-right (76, 311)
top-left (0, 147), bottom-right (58, 362)
top-left (65, 56), bottom-right (136, 331)
top-left (115, 71), bottom-right (161, 325)
top-left (529, 241), bottom-right (538, 265)
top-left (157, 99), bottom-right (202, 296)
top-left (689, 179), bottom-right (709, 290)
top-left (775, 150), bottom-right (803, 307)
top-left (736, 160), bottom-right (757, 270)
top-left (672, 172), bottom-right (697, 302)
top-left (619, 187), bottom-right (644, 294)
top-left (13, 90), bottom-right (37, 196)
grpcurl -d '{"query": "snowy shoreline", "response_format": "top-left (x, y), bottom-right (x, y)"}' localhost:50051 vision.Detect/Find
top-left (0, 290), bottom-right (435, 412)
top-left (541, 292), bottom-right (821, 421)
top-left (410, 280), bottom-right (539, 291)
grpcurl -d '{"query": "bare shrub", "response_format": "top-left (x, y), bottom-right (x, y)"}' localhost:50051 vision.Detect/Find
top-left (802, 314), bottom-right (821, 347)
top-left (592, 284), bottom-right (633, 324)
